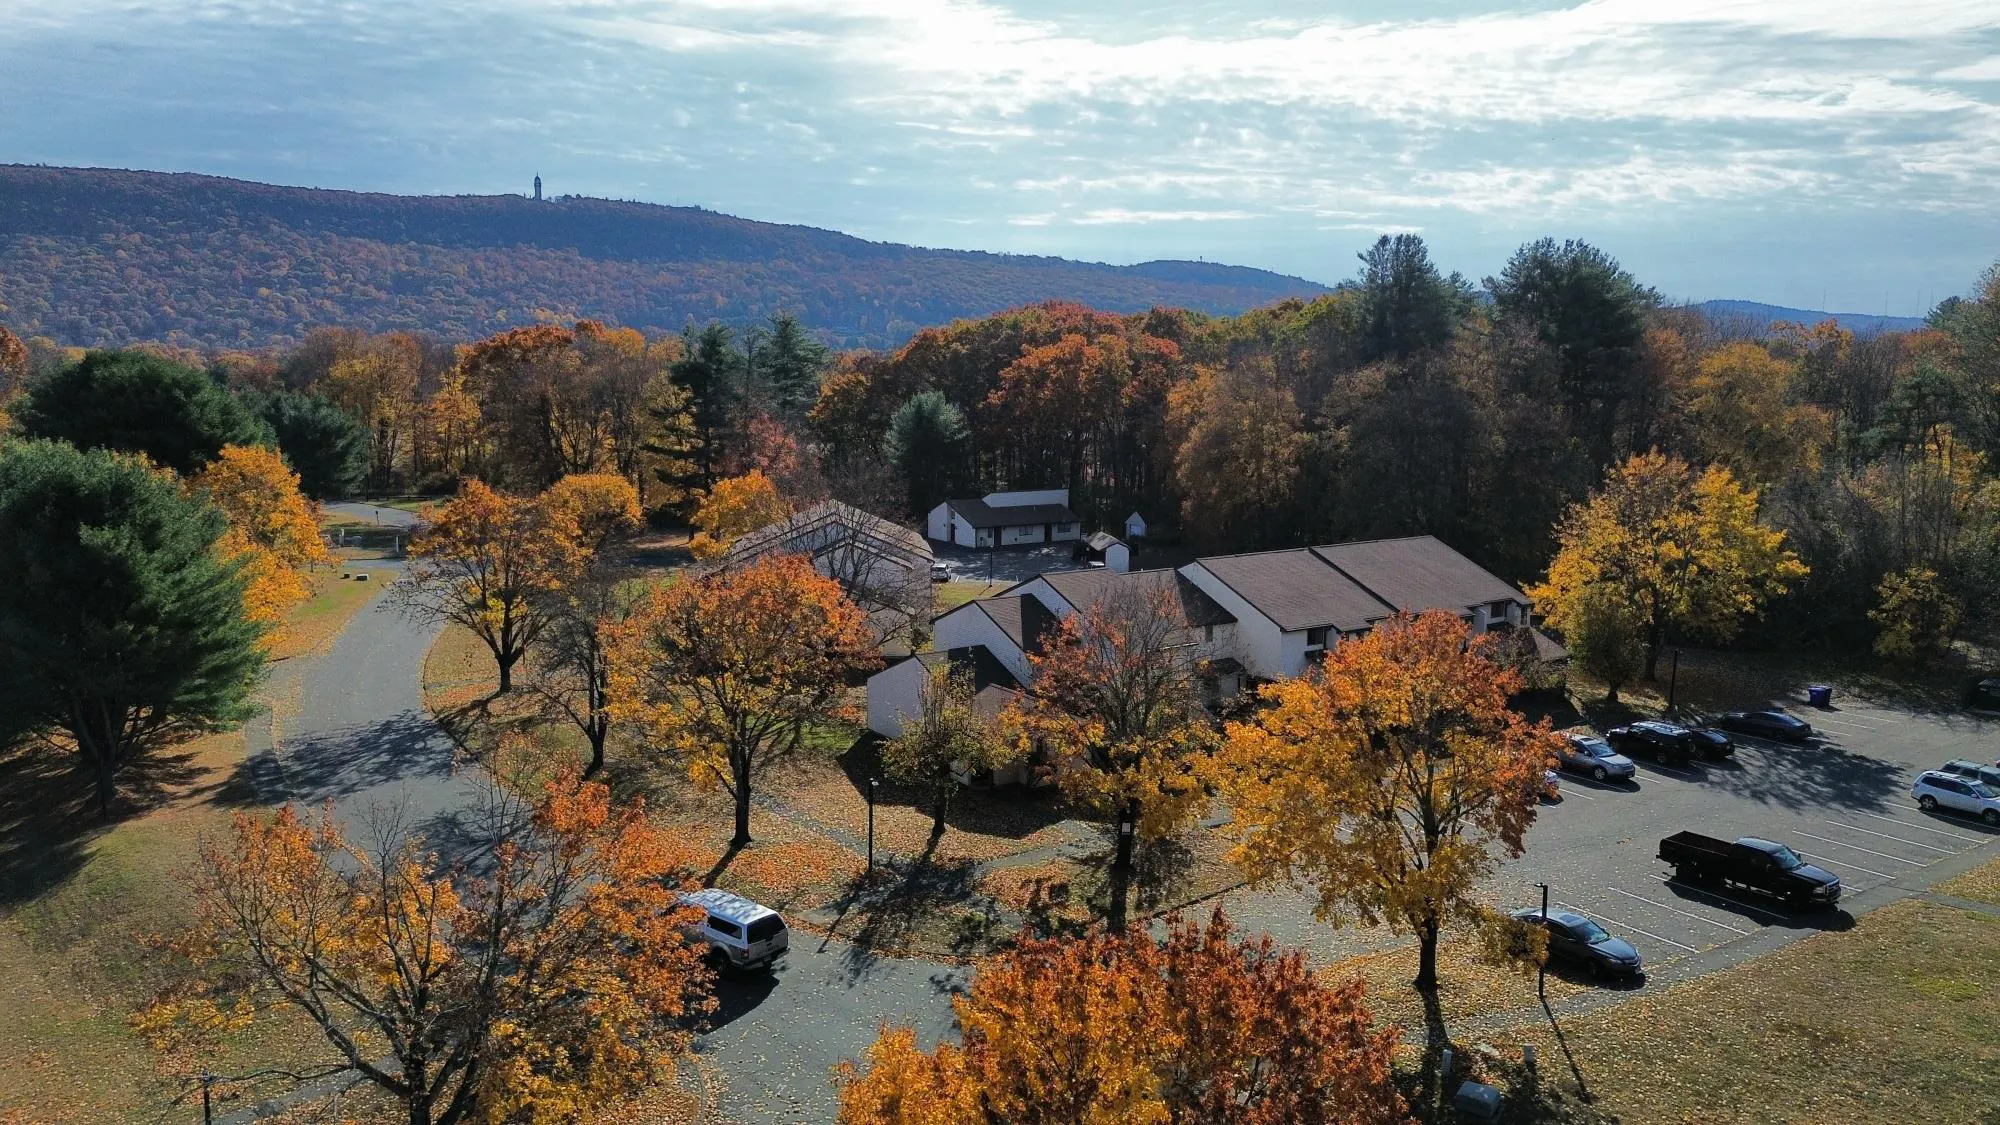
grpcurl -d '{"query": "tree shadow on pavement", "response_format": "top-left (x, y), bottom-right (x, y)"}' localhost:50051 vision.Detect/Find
top-left (219, 711), bottom-right (455, 806)
top-left (821, 856), bottom-right (990, 982)
top-left (1684, 734), bottom-right (1903, 814)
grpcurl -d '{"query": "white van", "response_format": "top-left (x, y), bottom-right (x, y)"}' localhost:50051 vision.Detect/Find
top-left (681, 888), bottom-right (789, 972)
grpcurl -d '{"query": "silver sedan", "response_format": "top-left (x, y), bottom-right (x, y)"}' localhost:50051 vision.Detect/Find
top-left (1557, 732), bottom-right (1637, 782)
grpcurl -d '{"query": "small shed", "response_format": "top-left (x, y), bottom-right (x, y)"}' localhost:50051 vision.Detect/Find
top-left (1124, 511), bottom-right (1148, 540)
top-left (1073, 531), bottom-right (1131, 573)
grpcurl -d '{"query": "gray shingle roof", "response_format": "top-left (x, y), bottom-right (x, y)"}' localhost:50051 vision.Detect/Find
top-left (721, 500), bottom-right (929, 570)
top-left (1312, 536), bottom-right (1526, 615)
top-left (946, 496), bottom-right (1080, 529)
top-left (1192, 549), bottom-right (1393, 632)
top-left (1037, 567), bottom-right (1237, 629)
top-left (975, 594), bottom-right (1059, 653)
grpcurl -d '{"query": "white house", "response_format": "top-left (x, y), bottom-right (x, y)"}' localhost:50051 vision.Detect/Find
top-left (926, 488), bottom-right (1083, 548)
top-left (1124, 511), bottom-right (1148, 540)
top-left (1179, 536), bottom-right (1543, 680)
top-left (866, 566), bottom-right (1241, 739)
top-left (866, 647), bottom-right (1022, 741)
top-left (715, 500), bottom-right (933, 640)
top-left (1076, 531), bottom-right (1131, 573)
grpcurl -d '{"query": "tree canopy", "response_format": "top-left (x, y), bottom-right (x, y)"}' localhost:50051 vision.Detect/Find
top-left (0, 440), bottom-right (264, 816)
top-left (16, 349), bottom-right (272, 474)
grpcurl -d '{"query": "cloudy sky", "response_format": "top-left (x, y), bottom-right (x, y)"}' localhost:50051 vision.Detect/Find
top-left (5, 0), bottom-right (1998, 314)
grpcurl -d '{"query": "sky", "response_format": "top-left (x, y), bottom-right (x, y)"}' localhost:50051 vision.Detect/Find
top-left (3, 0), bottom-right (1998, 315)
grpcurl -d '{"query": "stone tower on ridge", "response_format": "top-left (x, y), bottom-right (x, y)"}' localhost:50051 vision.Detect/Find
top-left (533, 174), bottom-right (542, 202)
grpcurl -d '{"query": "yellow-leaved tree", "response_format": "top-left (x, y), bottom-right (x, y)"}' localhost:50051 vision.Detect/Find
top-left (1008, 584), bottom-right (1215, 932)
top-left (687, 469), bottom-right (792, 561)
top-left (190, 443), bottom-right (335, 635)
top-left (1530, 450), bottom-right (1807, 681)
top-left (137, 771), bottom-right (714, 1125)
top-left (835, 909), bottom-right (1408, 1125)
top-left (881, 663), bottom-right (1009, 846)
top-left (529, 473), bottom-right (645, 776)
top-left (608, 554), bottom-right (877, 847)
top-left (1685, 342), bottom-right (1831, 485)
top-left (1220, 612), bottom-right (1557, 1037)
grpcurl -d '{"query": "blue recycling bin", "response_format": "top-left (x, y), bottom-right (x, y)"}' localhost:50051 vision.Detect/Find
top-left (1807, 684), bottom-right (1832, 708)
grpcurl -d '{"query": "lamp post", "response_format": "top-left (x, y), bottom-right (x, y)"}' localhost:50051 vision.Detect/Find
top-left (1666, 648), bottom-right (1682, 712)
top-left (1535, 882), bottom-right (1550, 998)
top-left (867, 778), bottom-right (879, 874)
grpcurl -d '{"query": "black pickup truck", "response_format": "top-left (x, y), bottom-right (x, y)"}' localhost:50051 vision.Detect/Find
top-left (1658, 833), bottom-right (1842, 908)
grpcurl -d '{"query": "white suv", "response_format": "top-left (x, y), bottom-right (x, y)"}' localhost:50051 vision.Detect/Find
top-left (1911, 771), bottom-right (2000, 826)
top-left (681, 888), bottom-right (789, 973)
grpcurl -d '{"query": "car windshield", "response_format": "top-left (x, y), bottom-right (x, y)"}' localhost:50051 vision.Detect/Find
top-left (1769, 845), bottom-right (1803, 870)
top-left (1573, 738), bottom-right (1613, 757)
top-left (1572, 918), bottom-right (1610, 943)
top-left (1971, 782), bottom-right (1999, 800)
top-left (1764, 712), bottom-right (1798, 726)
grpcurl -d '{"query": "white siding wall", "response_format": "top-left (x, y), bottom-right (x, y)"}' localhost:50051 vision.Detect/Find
top-left (984, 488), bottom-right (1069, 509)
top-left (866, 658), bottom-right (928, 738)
top-left (1177, 563), bottom-right (1287, 679)
top-left (1000, 524), bottom-right (1046, 546)
top-left (1007, 578), bottom-right (1074, 616)
top-left (1105, 542), bottom-right (1130, 572)
top-left (926, 504), bottom-right (951, 543)
top-left (1124, 513), bottom-right (1147, 539)
top-left (1049, 522), bottom-right (1082, 542)
top-left (947, 512), bottom-right (987, 547)
top-left (931, 605), bottom-right (1032, 683)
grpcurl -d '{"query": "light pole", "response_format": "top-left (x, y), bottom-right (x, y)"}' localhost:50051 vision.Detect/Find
top-left (866, 778), bottom-right (879, 874)
top-left (200, 1072), bottom-right (214, 1125)
top-left (1535, 881), bottom-right (1550, 998)
top-left (1666, 649), bottom-right (1682, 712)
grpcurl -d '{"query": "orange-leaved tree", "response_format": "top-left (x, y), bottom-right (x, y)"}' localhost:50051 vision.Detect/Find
top-left (608, 554), bottom-right (877, 847)
top-left (390, 479), bottom-right (569, 692)
top-left (530, 473), bottom-right (645, 776)
top-left (1010, 583), bottom-right (1214, 931)
top-left (1221, 611), bottom-right (1557, 1018)
top-left (137, 771), bottom-right (714, 1125)
top-left (687, 469), bottom-right (792, 561)
top-left (835, 908), bottom-right (1408, 1125)
top-left (190, 443), bottom-right (336, 634)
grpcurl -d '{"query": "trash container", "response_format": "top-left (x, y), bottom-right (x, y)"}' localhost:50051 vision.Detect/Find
top-left (1807, 684), bottom-right (1832, 708)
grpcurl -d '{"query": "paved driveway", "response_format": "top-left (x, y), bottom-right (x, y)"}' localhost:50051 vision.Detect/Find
top-left (239, 563), bottom-right (964, 1124)
top-left (931, 543), bottom-right (1090, 584)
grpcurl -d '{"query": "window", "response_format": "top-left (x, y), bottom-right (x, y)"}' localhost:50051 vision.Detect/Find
top-left (1202, 624), bottom-right (1214, 642)
top-left (1305, 626), bottom-right (1330, 650)
top-left (746, 916), bottom-right (786, 942)
top-left (707, 916), bottom-right (743, 939)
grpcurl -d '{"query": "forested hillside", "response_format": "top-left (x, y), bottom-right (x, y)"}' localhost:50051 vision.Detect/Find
top-left (0, 166), bottom-right (1327, 349)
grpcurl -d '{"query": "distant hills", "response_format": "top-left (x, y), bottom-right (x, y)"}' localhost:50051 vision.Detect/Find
top-left (0, 166), bottom-right (1331, 350)
top-left (1695, 299), bottom-right (1926, 336)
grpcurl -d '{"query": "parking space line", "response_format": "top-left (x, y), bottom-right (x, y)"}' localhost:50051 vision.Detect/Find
top-left (1794, 851), bottom-right (1896, 880)
top-left (1858, 811), bottom-right (1986, 842)
top-left (1556, 901), bottom-right (1701, 954)
top-left (1635, 764), bottom-right (1696, 782)
top-left (1807, 714), bottom-right (1884, 731)
top-left (1791, 830), bottom-right (1927, 865)
top-left (1649, 876), bottom-right (1791, 923)
top-left (1606, 887), bottom-right (1750, 934)
top-left (1821, 821), bottom-right (1952, 853)
top-left (1558, 787), bottom-right (1597, 801)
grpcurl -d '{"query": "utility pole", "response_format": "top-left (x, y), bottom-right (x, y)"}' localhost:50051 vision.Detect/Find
top-left (1535, 882), bottom-right (1550, 999)
top-left (866, 778), bottom-right (879, 874)
top-left (1666, 649), bottom-right (1681, 712)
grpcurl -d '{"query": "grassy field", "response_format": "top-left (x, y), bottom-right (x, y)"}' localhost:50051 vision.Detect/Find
top-left (0, 577), bottom-right (382, 1124)
top-left (1482, 877), bottom-right (2000, 1124)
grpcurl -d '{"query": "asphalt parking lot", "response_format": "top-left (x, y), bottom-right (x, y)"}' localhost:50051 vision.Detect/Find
top-left (1498, 688), bottom-right (2000, 980)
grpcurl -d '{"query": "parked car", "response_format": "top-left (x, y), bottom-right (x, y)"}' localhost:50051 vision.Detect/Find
top-left (1658, 832), bottom-right (1841, 908)
top-left (1963, 675), bottom-right (2000, 711)
top-left (929, 561), bottom-right (951, 583)
top-left (1911, 771), bottom-right (2000, 826)
top-left (1714, 709), bottom-right (1815, 742)
top-left (1683, 726), bottom-right (1735, 760)
top-left (1556, 732), bottom-right (1637, 781)
top-left (1543, 768), bottom-right (1563, 801)
top-left (1607, 721), bottom-right (1699, 767)
top-left (1935, 759), bottom-right (2000, 790)
top-left (681, 888), bottom-right (789, 973)
top-left (1510, 908), bottom-right (1643, 978)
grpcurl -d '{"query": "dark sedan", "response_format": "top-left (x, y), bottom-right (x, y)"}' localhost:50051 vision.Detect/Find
top-left (1716, 709), bottom-right (1814, 742)
top-left (1684, 727), bottom-right (1735, 760)
top-left (1511, 908), bottom-right (1643, 978)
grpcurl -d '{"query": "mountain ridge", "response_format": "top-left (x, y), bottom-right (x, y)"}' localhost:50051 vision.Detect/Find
top-left (0, 165), bottom-right (1331, 349)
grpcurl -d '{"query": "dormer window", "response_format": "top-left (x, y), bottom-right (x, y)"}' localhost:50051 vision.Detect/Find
top-left (1305, 626), bottom-right (1330, 650)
